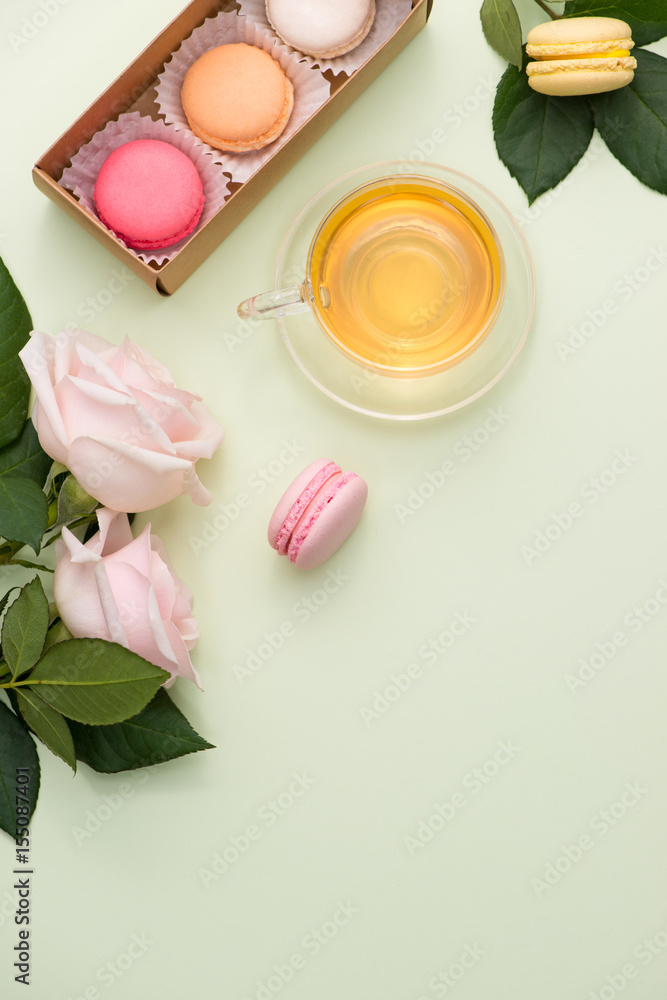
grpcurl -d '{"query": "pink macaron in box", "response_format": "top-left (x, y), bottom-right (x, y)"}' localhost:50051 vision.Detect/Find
top-left (93, 139), bottom-right (206, 251)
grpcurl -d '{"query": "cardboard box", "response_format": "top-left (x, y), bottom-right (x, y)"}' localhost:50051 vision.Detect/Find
top-left (33, 0), bottom-right (432, 295)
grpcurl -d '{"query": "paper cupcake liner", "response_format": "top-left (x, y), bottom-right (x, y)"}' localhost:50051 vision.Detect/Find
top-left (154, 10), bottom-right (331, 184)
top-left (236, 0), bottom-right (414, 74)
top-left (59, 112), bottom-right (231, 266)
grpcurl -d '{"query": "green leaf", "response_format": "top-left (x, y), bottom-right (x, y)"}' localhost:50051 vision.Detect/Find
top-left (0, 587), bottom-right (20, 622)
top-left (16, 689), bottom-right (76, 771)
top-left (0, 700), bottom-right (40, 840)
top-left (563, 0), bottom-right (667, 46)
top-left (2, 577), bottom-right (49, 679)
top-left (26, 638), bottom-right (169, 725)
top-left (590, 48), bottom-right (667, 195)
top-left (0, 258), bottom-right (33, 450)
top-left (493, 55), bottom-right (595, 202)
top-left (56, 475), bottom-right (98, 526)
top-left (0, 421), bottom-right (51, 488)
top-left (67, 688), bottom-right (214, 773)
top-left (44, 462), bottom-right (68, 495)
top-left (480, 0), bottom-right (523, 69)
top-left (0, 475), bottom-right (48, 552)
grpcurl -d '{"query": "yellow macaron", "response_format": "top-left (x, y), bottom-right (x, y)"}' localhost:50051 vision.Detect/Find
top-left (526, 16), bottom-right (636, 96)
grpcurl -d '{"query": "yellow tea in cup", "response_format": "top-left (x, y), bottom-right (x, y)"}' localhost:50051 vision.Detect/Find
top-left (308, 176), bottom-right (505, 375)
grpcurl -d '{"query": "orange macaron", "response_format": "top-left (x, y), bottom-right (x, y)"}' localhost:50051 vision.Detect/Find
top-left (181, 43), bottom-right (294, 152)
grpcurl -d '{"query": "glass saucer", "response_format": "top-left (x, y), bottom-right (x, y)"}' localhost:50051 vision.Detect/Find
top-left (274, 161), bottom-right (536, 421)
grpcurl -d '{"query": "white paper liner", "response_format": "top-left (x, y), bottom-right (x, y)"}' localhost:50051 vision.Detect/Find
top-left (154, 10), bottom-right (331, 184)
top-left (58, 112), bottom-right (231, 266)
top-left (237, 0), bottom-right (414, 74)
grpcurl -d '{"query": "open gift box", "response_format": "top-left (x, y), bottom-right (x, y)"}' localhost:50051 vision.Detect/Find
top-left (32, 0), bottom-right (433, 295)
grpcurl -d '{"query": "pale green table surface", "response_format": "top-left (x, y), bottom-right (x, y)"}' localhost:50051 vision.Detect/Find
top-left (2, 1), bottom-right (667, 998)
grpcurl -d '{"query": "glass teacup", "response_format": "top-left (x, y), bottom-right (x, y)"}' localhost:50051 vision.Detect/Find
top-left (237, 174), bottom-right (506, 377)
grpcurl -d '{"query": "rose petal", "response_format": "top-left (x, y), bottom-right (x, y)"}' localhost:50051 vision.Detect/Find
top-left (93, 561), bottom-right (129, 646)
top-left (148, 548), bottom-right (178, 621)
top-left (181, 465), bottom-right (212, 506)
top-left (54, 329), bottom-right (120, 383)
top-left (58, 523), bottom-right (101, 564)
top-left (103, 560), bottom-right (177, 667)
top-left (67, 436), bottom-right (193, 511)
top-left (53, 547), bottom-right (110, 640)
top-left (21, 328), bottom-right (222, 515)
top-left (162, 620), bottom-right (203, 688)
top-left (95, 508), bottom-right (134, 555)
top-left (118, 338), bottom-right (177, 390)
top-left (74, 341), bottom-right (137, 396)
top-left (19, 333), bottom-right (69, 459)
top-left (105, 523), bottom-right (152, 576)
top-left (54, 508), bottom-right (202, 687)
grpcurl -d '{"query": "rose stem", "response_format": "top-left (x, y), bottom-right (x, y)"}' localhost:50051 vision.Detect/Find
top-left (533, 0), bottom-right (563, 18)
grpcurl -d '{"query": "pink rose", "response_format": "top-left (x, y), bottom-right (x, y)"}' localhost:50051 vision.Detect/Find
top-left (53, 509), bottom-right (201, 688)
top-left (19, 329), bottom-right (223, 512)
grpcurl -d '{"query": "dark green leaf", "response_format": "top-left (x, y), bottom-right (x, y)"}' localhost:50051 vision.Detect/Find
top-left (0, 700), bottom-right (40, 840)
top-left (480, 0), bottom-right (523, 68)
top-left (5, 689), bottom-right (20, 716)
top-left (0, 475), bottom-right (48, 552)
top-left (590, 48), bottom-right (667, 195)
top-left (493, 55), bottom-right (595, 202)
top-left (0, 587), bottom-right (20, 622)
top-left (563, 0), bottom-right (667, 46)
top-left (16, 689), bottom-right (76, 771)
top-left (0, 421), bottom-right (51, 488)
top-left (2, 577), bottom-right (49, 679)
top-left (27, 638), bottom-right (169, 725)
top-left (56, 475), bottom-right (98, 526)
top-left (0, 258), bottom-right (32, 450)
top-left (68, 688), bottom-right (214, 773)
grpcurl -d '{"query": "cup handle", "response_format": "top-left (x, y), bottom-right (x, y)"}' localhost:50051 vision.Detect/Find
top-left (237, 285), bottom-right (309, 320)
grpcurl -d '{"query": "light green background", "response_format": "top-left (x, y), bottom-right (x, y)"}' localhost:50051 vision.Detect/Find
top-left (1, 1), bottom-right (667, 998)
